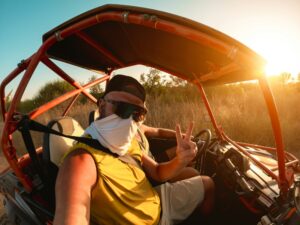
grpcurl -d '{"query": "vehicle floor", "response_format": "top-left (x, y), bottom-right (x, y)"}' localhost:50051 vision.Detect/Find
top-left (0, 194), bottom-right (14, 225)
top-left (181, 192), bottom-right (300, 225)
top-left (180, 193), bottom-right (261, 225)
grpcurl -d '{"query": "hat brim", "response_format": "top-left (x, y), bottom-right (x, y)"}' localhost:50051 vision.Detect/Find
top-left (105, 91), bottom-right (147, 111)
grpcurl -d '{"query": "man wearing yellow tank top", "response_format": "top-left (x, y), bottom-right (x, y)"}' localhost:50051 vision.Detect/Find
top-left (54, 75), bottom-right (214, 225)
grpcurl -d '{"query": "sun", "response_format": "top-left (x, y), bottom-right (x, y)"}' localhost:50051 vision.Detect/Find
top-left (248, 30), bottom-right (300, 78)
top-left (264, 48), bottom-right (300, 77)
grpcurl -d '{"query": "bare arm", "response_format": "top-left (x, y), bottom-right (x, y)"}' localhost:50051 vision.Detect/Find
top-left (141, 124), bottom-right (176, 139)
top-left (53, 149), bottom-right (97, 225)
top-left (141, 124), bottom-right (192, 139)
top-left (142, 123), bottom-right (197, 182)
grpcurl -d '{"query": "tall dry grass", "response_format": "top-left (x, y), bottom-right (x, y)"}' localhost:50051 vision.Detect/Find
top-left (2, 81), bottom-right (300, 159)
top-left (144, 82), bottom-right (300, 158)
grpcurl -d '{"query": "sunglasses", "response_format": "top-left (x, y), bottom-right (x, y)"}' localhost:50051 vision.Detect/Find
top-left (104, 98), bottom-right (147, 122)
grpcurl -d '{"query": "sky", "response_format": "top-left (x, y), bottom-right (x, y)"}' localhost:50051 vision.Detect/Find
top-left (1, 0), bottom-right (300, 98)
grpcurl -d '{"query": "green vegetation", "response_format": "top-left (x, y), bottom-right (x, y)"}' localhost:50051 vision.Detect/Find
top-left (16, 80), bottom-right (74, 113)
top-left (88, 75), bottom-right (104, 99)
top-left (13, 78), bottom-right (104, 113)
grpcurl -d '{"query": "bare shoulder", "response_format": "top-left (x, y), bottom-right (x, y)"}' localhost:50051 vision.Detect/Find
top-left (63, 148), bottom-right (96, 171)
top-left (54, 148), bottom-right (96, 224)
top-left (57, 148), bottom-right (97, 188)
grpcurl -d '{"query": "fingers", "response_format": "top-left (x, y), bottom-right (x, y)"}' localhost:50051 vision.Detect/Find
top-left (175, 124), bottom-right (183, 144)
top-left (176, 141), bottom-right (198, 165)
top-left (184, 121), bottom-right (194, 141)
top-left (176, 122), bottom-right (194, 143)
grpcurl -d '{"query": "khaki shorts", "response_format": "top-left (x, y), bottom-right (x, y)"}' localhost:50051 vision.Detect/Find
top-left (155, 176), bottom-right (204, 225)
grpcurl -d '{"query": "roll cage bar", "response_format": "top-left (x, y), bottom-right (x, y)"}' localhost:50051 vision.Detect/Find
top-left (1, 7), bottom-right (299, 197)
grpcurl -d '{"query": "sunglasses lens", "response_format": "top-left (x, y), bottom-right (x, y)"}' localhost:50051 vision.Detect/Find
top-left (115, 102), bottom-right (146, 122)
top-left (115, 102), bottom-right (136, 119)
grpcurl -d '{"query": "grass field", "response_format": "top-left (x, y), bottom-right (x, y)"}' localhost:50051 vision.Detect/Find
top-left (52, 81), bottom-right (299, 158)
top-left (2, 80), bottom-right (299, 157)
top-left (143, 82), bottom-right (300, 158)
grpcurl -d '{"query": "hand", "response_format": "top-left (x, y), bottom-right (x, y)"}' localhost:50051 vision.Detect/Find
top-left (175, 122), bottom-right (198, 166)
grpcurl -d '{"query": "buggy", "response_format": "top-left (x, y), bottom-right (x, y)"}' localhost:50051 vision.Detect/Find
top-left (0, 4), bottom-right (299, 225)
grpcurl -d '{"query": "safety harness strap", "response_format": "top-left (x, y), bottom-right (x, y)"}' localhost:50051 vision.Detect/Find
top-left (17, 116), bottom-right (118, 159)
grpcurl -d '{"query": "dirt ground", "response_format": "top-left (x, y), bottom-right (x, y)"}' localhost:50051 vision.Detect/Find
top-left (0, 122), bottom-right (13, 225)
top-left (0, 157), bottom-right (12, 225)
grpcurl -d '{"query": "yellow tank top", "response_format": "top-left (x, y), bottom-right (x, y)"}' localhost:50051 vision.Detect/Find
top-left (65, 138), bottom-right (161, 225)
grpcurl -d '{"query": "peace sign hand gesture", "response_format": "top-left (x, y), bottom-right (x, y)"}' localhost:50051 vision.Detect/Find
top-left (175, 122), bottom-right (198, 167)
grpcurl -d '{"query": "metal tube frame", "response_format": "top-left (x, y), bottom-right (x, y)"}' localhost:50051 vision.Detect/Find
top-left (0, 9), bottom-right (295, 196)
top-left (41, 57), bottom-right (98, 103)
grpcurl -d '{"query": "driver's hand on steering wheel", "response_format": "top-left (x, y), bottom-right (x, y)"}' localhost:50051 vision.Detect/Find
top-left (175, 122), bottom-right (198, 166)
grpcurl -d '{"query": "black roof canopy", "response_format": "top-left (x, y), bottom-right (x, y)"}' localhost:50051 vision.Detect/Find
top-left (43, 4), bottom-right (266, 85)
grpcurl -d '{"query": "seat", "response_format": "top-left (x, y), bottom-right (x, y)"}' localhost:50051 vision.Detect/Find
top-left (42, 117), bottom-right (84, 212)
top-left (43, 116), bottom-right (84, 167)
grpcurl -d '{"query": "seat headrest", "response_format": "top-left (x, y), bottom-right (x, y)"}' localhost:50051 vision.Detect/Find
top-left (43, 117), bottom-right (84, 166)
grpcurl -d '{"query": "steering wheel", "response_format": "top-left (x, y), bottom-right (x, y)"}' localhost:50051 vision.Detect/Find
top-left (193, 129), bottom-right (212, 173)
